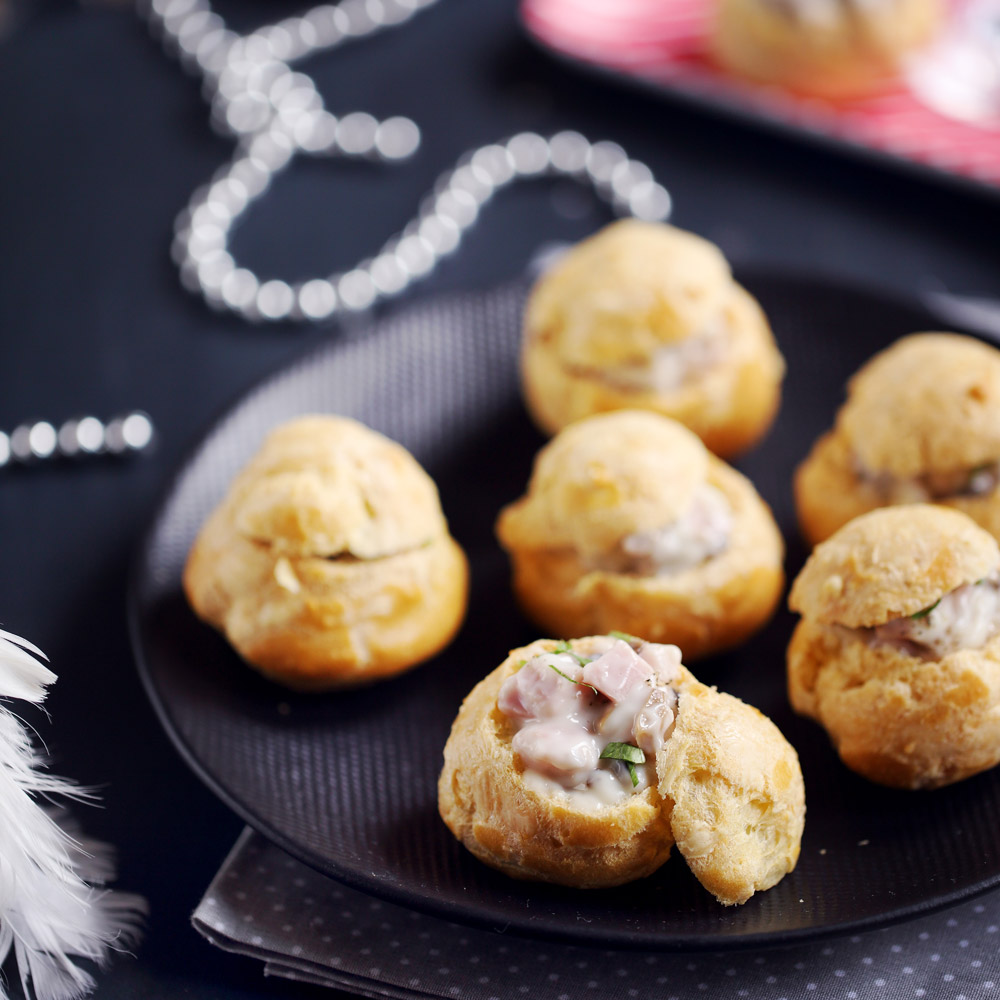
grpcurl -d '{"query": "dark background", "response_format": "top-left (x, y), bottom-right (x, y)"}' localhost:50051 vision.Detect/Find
top-left (0, 0), bottom-right (997, 995)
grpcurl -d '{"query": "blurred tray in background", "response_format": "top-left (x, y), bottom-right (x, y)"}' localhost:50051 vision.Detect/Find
top-left (522, 0), bottom-right (1000, 199)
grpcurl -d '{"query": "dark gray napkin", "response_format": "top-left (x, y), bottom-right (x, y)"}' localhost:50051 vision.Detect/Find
top-left (193, 828), bottom-right (1000, 999)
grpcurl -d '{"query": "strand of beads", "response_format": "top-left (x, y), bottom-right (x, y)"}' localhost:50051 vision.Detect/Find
top-left (141, 0), bottom-right (672, 323)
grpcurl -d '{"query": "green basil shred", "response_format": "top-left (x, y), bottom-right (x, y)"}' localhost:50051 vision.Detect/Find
top-left (600, 742), bottom-right (646, 788)
top-left (551, 640), bottom-right (587, 664)
top-left (608, 630), bottom-right (641, 644)
top-left (910, 598), bottom-right (941, 620)
top-left (548, 663), bottom-right (599, 695)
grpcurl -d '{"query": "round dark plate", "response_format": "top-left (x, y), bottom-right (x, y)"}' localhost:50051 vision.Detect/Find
top-left (129, 270), bottom-right (1000, 950)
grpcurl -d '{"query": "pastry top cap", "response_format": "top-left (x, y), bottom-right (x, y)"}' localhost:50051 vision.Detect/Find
top-left (224, 415), bottom-right (447, 560)
top-left (496, 410), bottom-right (708, 557)
top-left (838, 333), bottom-right (1000, 478)
top-left (789, 504), bottom-right (999, 627)
top-left (525, 220), bottom-right (733, 367)
top-left (658, 674), bottom-right (805, 906)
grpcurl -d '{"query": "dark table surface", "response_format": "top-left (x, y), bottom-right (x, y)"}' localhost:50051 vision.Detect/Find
top-left (1, 1), bottom-right (999, 996)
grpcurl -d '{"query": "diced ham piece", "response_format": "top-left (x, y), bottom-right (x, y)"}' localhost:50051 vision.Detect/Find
top-left (582, 640), bottom-right (652, 703)
top-left (496, 675), bottom-right (531, 719)
top-left (512, 721), bottom-right (600, 785)
top-left (637, 641), bottom-right (683, 686)
top-left (497, 654), bottom-right (586, 720)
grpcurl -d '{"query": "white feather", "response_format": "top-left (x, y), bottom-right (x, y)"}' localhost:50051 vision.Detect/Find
top-left (0, 635), bottom-right (56, 705)
top-left (0, 631), bottom-right (147, 1000)
top-left (0, 630), bottom-right (48, 663)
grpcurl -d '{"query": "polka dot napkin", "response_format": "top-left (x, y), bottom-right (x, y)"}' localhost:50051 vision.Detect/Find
top-left (193, 828), bottom-right (1000, 999)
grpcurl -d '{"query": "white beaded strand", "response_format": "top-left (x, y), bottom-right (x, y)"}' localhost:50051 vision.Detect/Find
top-left (0, 413), bottom-right (155, 467)
top-left (139, 0), bottom-right (672, 324)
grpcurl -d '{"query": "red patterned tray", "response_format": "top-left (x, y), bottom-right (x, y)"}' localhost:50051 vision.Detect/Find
top-left (522, 0), bottom-right (1000, 195)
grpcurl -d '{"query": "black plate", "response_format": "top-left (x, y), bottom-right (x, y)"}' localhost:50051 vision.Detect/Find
top-left (130, 270), bottom-right (1000, 950)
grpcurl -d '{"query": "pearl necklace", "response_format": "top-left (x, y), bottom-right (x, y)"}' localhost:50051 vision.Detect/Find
top-left (141, 0), bottom-right (672, 323)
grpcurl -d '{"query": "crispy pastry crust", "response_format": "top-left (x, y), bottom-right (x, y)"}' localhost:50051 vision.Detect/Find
top-left (526, 220), bottom-right (732, 358)
top-left (711, 0), bottom-right (942, 99)
top-left (789, 505), bottom-right (999, 628)
top-left (794, 430), bottom-right (883, 548)
top-left (183, 416), bottom-right (468, 690)
top-left (496, 413), bottom-right (784, 660)
top-left (500, 410), bottom-right (708, 558)
top-left (658, 679), bottom-right (805, 904)
top-left (521, 222), bottom-right (784, 458)
top-left (840, 333), bottom-right (1000, 479)
top-left (438, 636), bottom-right (805, 902)
top-left (796, 430), bottom-right (1000, 548)
top-left (795, 334), bottom-right (1000, 545)
top-left (788, 620), bottom-right (1000, 789)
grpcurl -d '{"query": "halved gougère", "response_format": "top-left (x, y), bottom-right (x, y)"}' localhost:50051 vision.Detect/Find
top-left (439, 633), bottom-right (805, 903)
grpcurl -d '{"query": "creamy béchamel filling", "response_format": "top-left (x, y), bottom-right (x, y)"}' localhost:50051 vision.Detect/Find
top-left (853, 456), bottom-right (1000, 503)
top-left (497, 637), bottom-right (682, 809)
top-left (858, 576), bottom-right (1000, 660)
top-left (564, 317), bottom-right (730, 395)
top-left (590, 485), bottom-right (733, 576)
